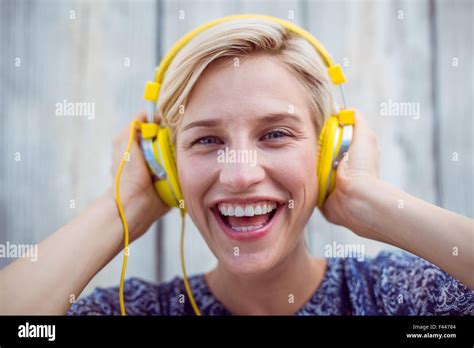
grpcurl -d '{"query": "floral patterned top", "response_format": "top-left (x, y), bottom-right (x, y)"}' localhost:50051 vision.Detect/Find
top-left (67, 251), bottom-right (473, 315)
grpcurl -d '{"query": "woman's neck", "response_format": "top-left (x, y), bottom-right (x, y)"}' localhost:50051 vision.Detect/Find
top-left (205, 241), bottom-right (327, 315)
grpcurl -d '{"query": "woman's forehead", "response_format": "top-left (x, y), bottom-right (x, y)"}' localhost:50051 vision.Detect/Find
top-left (183, 55), bottom-right (311, 124)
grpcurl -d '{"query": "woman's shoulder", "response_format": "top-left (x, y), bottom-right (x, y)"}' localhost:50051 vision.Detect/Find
top-left (67, 275), bottom-right (203, 316)
top-left (334, 250), bottom-right (473, 315)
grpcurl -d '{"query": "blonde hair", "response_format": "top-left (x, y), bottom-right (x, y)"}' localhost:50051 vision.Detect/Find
top-left (157, 18), bottom-right (336, 140)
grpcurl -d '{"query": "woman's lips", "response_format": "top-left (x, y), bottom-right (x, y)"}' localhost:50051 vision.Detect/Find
top-left (211, 204), bottom-right (284, 241)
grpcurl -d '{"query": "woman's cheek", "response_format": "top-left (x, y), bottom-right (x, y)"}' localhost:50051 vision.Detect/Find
top-left (266, 145), bottom-right (317, 198)
top-left (178, 154), bottom-right (212, 215)
top-left (178, 155), bottom-right (206, 208)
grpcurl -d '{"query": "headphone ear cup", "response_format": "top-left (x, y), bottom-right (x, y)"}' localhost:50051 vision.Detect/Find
top-left (316, 116), bottom-right (340, 207)
top-left (152, 127), bottom-right (184, 210)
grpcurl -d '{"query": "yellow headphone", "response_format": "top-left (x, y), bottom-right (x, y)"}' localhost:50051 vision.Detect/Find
top-left (115, 14), bottom-right (354, 316)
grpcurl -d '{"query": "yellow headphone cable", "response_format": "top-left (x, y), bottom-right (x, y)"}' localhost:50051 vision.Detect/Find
top-left (114, 120), bottom-right (201, 316)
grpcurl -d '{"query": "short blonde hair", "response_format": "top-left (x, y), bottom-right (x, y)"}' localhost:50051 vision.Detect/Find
top-left (157, 18), bottom-right (336, 140)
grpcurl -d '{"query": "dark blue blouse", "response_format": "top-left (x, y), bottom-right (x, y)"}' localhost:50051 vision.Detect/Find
top-left (67, 251), bottom-right (473, 315)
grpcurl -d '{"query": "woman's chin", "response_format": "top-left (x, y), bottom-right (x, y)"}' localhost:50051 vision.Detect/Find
top-left (217, 250), bottom-right (280, 276)
top-left (199, 205), bottom-right (293, 276)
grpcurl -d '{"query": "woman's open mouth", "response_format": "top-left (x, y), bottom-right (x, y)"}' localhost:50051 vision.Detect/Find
top-left (211, 200), bottom-right (283, 241)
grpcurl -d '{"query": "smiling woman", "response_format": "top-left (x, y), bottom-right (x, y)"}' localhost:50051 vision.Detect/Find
top-left (177, 52), bottom-right (323, 278)
top-left (1, 16), bottom-right (473, 317)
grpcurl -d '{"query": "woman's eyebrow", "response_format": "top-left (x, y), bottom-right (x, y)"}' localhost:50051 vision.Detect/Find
top-left (181, 119), bottom-right (220, 132)
top-left (259, 112), bottom-right (303, 125)
top-left (181, 112), bottom-right (302, 132)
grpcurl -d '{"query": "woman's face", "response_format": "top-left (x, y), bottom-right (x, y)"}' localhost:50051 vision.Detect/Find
top-left (176, 54), bottom-right (319, 275)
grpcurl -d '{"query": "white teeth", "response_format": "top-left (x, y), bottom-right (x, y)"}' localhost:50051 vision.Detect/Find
top-left (230, 224), bottom-right (264, 232)
top-left (219, 205), bottom-right (226, 215)
top-left (234, 206), bottom-right (245, 217)
top-left (244, 205), bottom-right (254, 216)
top-left (217, 201), bottom-right (278, 217)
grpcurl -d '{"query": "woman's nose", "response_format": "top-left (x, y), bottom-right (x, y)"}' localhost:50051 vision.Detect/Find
top-left (218, 150), bottom-right (265, 192)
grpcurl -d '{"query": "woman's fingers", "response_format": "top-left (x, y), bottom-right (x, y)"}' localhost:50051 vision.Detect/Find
top-left (110, 110), bottom-right (164, 180)
top-left (135, 110), bottom-right (162, 124)
top-left (111, 112), bottom-right (149, 177)
top-left (342, 111), bottom-right (379, 178)
top-left (351, 111), bottom-right (371, 144)
top-left (111, 129), bottom-right (129, 176)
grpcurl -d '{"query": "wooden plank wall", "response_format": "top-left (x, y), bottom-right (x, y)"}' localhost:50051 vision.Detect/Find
top-left (1, 0), bottom-right (472, 294)
top-left (0, 0), bottom-right (161, 294)
top-left (435, 0), bottom-right (473, 218)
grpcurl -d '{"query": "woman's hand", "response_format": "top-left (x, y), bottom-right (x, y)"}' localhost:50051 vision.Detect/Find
top-left (0, 112), bottom-right (173, 314)
top-left (320, 111), bottom-right (380, 238)
top-left (111, 111), bottom-right (171, 241)
top-left (320, 111), bottom-right (474, 287)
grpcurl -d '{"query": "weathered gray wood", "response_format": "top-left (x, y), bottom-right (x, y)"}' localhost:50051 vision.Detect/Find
top-left (306, 0), bottom-right (437, 257)
top-left (0, 0), bottom-right (159, 295)
top-left (434, 0), bottom-right (473, 218)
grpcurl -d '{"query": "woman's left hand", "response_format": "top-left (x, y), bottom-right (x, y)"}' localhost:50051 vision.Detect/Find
top-left (320, 111), bottom-right (380, 238)
top-left (320, 111), bottom-right (474, 288)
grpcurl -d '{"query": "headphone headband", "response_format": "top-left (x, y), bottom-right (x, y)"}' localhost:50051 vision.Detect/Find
top-left (144, 14), bottom-right (347, 104)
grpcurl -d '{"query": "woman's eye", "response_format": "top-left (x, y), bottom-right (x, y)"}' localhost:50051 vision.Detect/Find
top-left (193, 136), bottom-right (222, 146)
top-left (262, 130), bottom-right (291, 141)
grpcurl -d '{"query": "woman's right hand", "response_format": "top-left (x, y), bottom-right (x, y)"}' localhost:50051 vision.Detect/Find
top-left (0, 111), bottom-right (171, 314)
top-left (111, 111), bottom-right (171, 241)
